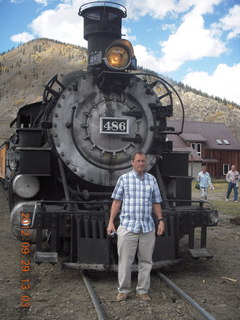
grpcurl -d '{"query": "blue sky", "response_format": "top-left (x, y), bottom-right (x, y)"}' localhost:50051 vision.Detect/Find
top-left (1, 0), bottom-right (240, 104)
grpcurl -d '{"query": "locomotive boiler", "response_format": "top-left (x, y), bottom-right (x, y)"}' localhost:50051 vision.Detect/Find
top-left (0, 1), bottom-right (218, 270)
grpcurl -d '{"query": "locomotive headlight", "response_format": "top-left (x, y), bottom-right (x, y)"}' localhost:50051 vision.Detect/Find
top-left (12, 175), bottom-right (40, 199)
top-left (104, 39), bottom-right (135, 71)
top-left (105, 46), bottom-right (130, 70)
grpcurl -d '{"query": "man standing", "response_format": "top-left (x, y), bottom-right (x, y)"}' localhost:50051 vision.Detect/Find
top-left (107, 151), bottom-right (164, 302)
top-left (226, 165), bottom-right (239, 202)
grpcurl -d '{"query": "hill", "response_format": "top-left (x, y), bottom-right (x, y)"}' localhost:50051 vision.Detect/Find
top-left (1, 38), bottom-right (240, 145)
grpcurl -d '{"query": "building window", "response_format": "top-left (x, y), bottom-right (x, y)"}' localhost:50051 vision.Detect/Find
top-left (223, 164), bottom-right (229, 175)
top-left (191, 142), bottom-right (201, 156)
top-left (216, 139), bottom-right (223, 144)
top-left (223, 139), bottom-right (230, 145)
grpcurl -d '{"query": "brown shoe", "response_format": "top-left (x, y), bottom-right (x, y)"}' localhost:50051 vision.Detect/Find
top-left (116, 293), bottom-right (128, 302)
top-left (136, 293), bottom-right (151, 301)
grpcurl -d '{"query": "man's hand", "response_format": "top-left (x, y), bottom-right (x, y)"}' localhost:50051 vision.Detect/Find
top-left (107, 199), bottom-right (122, 236)
top-left (107, 222), bottom-right (116, 236)
top-left (156, 220), bottom-right (165, 236)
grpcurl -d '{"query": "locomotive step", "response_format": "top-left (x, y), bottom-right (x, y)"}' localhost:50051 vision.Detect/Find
top-left (34, 251), bottom-right (58, 263)
top-left (188, 248), bottom-right (213, 259)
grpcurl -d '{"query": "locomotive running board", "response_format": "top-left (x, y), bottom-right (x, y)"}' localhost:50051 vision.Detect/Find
top-left (188, 248), bottom-right (213, 259)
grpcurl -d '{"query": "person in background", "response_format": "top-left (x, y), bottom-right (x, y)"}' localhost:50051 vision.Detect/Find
top-left (226, 165), bottom-right (239, 202)
top-left (197, 165), bottom-right (214, 200)
top-left (107, 151), bottom-right (164, 302)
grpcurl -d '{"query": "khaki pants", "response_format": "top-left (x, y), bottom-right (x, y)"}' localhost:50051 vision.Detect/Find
top-left (117, 225), bottom-right (156, 294)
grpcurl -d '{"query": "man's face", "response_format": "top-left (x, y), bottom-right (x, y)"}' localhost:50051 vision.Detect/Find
top-left (131, 153), bottom-right (146, 175)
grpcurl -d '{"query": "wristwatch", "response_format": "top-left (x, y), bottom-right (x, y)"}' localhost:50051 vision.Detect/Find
top-left (158, 218), bottom-right (164, 222)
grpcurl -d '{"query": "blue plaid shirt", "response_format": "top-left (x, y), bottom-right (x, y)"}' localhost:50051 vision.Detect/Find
top-left (111, 170), bottom-right (162, 233)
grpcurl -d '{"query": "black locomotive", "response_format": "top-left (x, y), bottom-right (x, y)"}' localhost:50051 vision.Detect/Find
top-left (0, 1), bottom-right (218, 270)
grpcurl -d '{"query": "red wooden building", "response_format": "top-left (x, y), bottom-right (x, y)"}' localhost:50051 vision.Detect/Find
top-left (167, 120), bottom-right (240, 179)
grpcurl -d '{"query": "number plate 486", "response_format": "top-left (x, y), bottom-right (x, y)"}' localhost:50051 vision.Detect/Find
top-left (100, 117), bottom-right (129, 134)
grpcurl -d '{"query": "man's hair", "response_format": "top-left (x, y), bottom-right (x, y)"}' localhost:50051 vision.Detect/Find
top-left (131, 151), bottom-right (146, 161)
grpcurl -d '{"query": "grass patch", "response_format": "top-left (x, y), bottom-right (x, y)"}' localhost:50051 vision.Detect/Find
top-left (211, 199), bottom-right (239, 216)
top-left (192, 180), bottom-right (239, 216)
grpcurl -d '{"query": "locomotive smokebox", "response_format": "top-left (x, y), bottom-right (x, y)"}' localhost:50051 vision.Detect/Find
top-left (79, 1), bottom-right (127, 56)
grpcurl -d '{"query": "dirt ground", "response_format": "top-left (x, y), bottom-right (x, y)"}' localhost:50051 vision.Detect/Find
top-left (0, 185), bottom-right (239, 320)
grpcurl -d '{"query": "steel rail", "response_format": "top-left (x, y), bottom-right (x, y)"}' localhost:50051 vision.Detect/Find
top-left (157, 271), bottom-right (216, 320)
top-left (80, 270), bottom-right (107, 320)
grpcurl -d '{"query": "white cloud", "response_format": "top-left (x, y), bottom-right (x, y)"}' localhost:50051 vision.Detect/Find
top-left (10, 0), bottom-right (227, 66)
top-left (127, 0), bottom-right (227, 73)
top-left (215, 4), bottom-right (240, 39)
top-left (10, 0), bottom-right (87, 47)
top-left (122, 27), bottom-right (136, 42)
top-left (34, 0), bottom-right (48, 6)
top-left (10, 32), bottom-right (35, 43)
top-left (161, 24), bottom-right (176, 33)
top-left (10, 0), bottom-right (24, 3)
top-left (124, 0), bottom-right (222, 20)
top-left (127, 0), bottom-right (175, 19)
top-left (158, 12), bottom-right (227, 71)
top-left (189, 0), bottom-right (222, 16)
top-left (29, 1), bottom-right (87, 47)
top-left (134, 44), bottom-right (162, 71)
top-left (134, 3), bottom-right (227, 73)
top-left (182, 63), bottom-right (240, 104)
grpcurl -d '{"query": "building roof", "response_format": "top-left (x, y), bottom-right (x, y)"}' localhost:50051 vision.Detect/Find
top-left (167, 120), bottom-right (240, 150)
top-left (181, 133), bottom-right (207, 142)
top-left (168, 133), bottom-right (202, 161)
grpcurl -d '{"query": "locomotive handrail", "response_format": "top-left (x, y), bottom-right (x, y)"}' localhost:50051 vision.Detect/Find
top-left (31, 198), bottom-right (215, 208)
top-left (79, 1), bottom-right (127, 17)
top-left (134, 72), bottom-right (185, 135)
top-left (162, 198), bottom-right (216, 211)
top-left (154, 162), bottom-right (170, 209)
top-left (43, 74), bottom-right (65, 104)
top-left (34, 199), bottom-right (112, 206)
top-left (31, 199), bottom-right (112, 228)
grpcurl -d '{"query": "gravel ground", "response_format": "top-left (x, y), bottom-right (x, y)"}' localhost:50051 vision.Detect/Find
top-left (0, 186), bottom-right (239, 320)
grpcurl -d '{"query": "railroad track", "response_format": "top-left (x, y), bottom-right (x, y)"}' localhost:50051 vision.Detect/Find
top-left (81, 270), bottom-right (216, 320)
top-left (81, 270), bottom-right (107, 320)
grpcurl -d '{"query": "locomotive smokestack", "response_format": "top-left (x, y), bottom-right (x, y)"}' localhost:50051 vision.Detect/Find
top-left (79, 1), bottom-right (127, 55)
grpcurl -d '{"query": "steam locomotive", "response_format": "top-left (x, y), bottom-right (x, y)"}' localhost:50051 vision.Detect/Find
top-left (0, 1), bottom-right (218, 270)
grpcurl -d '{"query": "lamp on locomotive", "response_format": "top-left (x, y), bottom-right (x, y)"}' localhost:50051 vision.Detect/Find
top-left (104, 39), bottom-right (136, 70)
